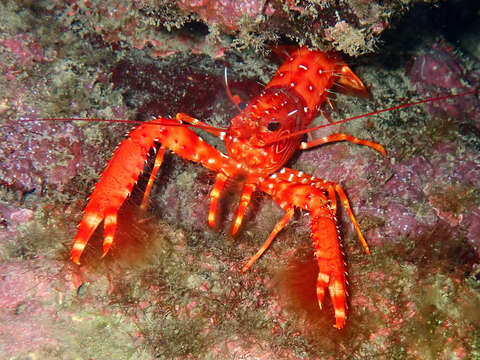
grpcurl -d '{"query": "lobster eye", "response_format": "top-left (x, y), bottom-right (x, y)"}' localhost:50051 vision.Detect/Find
top-left (267, 121), bottom-right (280, 131)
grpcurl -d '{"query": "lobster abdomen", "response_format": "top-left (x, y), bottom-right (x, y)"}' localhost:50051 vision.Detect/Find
top-left (266, 48), bottom-right (340, 119)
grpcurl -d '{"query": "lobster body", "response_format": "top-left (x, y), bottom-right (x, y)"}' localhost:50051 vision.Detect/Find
top-left (71, 47), bottom-right (385, 329)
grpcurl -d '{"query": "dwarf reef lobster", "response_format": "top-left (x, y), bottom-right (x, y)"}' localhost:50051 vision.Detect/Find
top-left (70, 46), bottom-right (388, 329)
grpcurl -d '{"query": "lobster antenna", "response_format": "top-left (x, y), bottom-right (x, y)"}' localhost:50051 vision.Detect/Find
top-left (264, 88), bottom-right (478, 146)
top-left (19, 116), bottom-right (228, 133)
top-left (224, 67), bottom-right (243, 113)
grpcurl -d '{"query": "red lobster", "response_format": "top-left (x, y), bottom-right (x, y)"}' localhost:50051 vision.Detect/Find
top-left (71, 47), bottom-right (387, 329)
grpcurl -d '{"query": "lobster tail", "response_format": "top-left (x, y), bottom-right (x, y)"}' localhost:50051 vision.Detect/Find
top-left (266, 47), bottom-right (368, 119)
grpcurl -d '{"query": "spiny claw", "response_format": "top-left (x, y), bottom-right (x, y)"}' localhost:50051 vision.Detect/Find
top-left (71, 212), bottom-right (103, 264)
top-left (316, 272), bottom-right (329, 310)
top-left (71, 210), bottom-right (118, 264)
top-left (316, 271), bottom-right (347, 329)
top-left (101, 210), bottom-right (118, 258)
top-left (328, 277), bottom-right (347, 329)
top-left (101, 235), bottom-right (114, 259)
top-left (231, 183), bottom-right (255, 236)
top-left (71, 204), bottom-right (122, 264)
top-left (71, 241), bottom-right (87, 265)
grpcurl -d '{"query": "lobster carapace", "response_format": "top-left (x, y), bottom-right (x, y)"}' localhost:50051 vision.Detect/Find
top-left (71, 46), bottom-right (386, 329)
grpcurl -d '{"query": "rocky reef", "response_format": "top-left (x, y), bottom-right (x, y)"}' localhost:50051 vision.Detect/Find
top-left (48, 0), bottom-right (438, 56)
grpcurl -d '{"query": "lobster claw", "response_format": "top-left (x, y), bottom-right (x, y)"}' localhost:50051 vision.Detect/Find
top-left (71, 116), bottom-right (234, 265)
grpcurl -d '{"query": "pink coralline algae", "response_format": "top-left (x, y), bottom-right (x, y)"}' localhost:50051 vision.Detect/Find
top-left (51, 0), bottom-right (420, 58)
top-left (0, 33), bottom-right (54, 67)
top-left (367, 142), bottom-right (480, 251)
top-left (408, 40), bottom-right (480, 124)
top-left (0, 202), bottom-right (34, 243)
top-left (461, 208), bottom-right (480, 257)
top-left (0, 258), bottom-right (79, 358)
top-left (0, 120), bottom-right (88, 193)
top-left (297, 139), bottom-right (480, 252)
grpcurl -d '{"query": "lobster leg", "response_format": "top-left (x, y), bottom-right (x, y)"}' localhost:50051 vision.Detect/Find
top-left (72, 117), bottom-right (239, 264)
top-left (141, 146), bottom-right (166, 210)
top-left (313, 176), bottom-right (370, 253)
top-left (208, 173), bottom-right (227, 228)
top-left (175, 113), bottom-right (226, 139)
top-left (102, 208), bottom-right (118, 257)
top-left (175, 112), bottom-right (255, 232)
top-left (231, 183), bottom-right (256, 235)
top-left (300, 133), bottom-right (386, 156)
top-left (241, 207), bottom-right (294, 273)
top-left (333, 183), bottom-right (369, 254)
